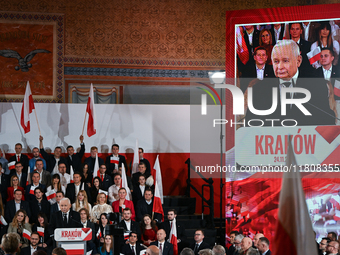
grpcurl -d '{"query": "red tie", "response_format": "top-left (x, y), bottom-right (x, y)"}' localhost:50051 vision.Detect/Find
top-left (101, 175), bottom-right (104, 181)
top-left (17, 155), bottom-right (20, 161)
top-left (170, 221), bottom-right (173, 229)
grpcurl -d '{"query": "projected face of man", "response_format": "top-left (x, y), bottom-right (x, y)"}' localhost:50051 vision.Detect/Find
top-left (272, 43), bottom-right (301, 81)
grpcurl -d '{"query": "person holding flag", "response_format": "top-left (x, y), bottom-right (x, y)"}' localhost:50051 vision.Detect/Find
top-left (105, 144), bottom-right (127, 176)
top-left (152, 156), bottom-right (164, 222)
top-left (7, 209), bottom-right (32, 249)
top-left (84, 146), bottom-right (104, 176)
top-left (20, 231), bottom-right (46, 255)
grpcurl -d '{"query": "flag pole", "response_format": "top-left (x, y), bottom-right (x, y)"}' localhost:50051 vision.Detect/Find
top-left (82, 111), bottom-right (87, 136)
top-left (33, 109), bottom-right (41, 135)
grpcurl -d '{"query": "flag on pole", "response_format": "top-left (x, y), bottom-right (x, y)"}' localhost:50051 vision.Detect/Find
top-left (37, 227), bottom-right (44, 237)
top-left (121, 164), bottom-right (132, 201)
top-left (0, 216), bottom-right (7, 226)
top-left (46, 189), bottom-right (56, 201)
top-left (23, 229), bottom-right (31, 240)
top-left (70, 165), bottom-right (74, 183)
top-left (96, 228), bottom-right (102, 239)
top-left (30, 185), bottom-right (35, 195)
top-left (26, 169), bottom-right (31, 186)
top-left (131, 139), bottom-right (139, 175)
top-left (169, 219), bottom-right (178, 255)
top-left (20, 81), bottom-right (35, 133)
top-left (8, 161), bottom-right (15, 171)
top-left (92, 153), bottom-right (100, 179)
top-left (86, 84), bottom-right (97, 137)
top-left (272, 137), bottom-right (318, 255)
top-left (152, 155), bottom-right (164, 221)
top-left (236, 26), bottom-right (249, 65)
top-left (307, 46), bottom-right (321, 65)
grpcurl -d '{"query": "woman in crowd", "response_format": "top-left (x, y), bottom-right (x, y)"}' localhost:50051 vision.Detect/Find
top-left (140, 214), bottom-right (158, 246)
top-left (91, 193), bottom-right (113, 223)
top-left (97, 213), bottom-right (110, 247)
top-left (90, 177), bottom-right (102, 206)
top-left (72, 190), bottom-right (92, 215)
top-left (82, 163), bottom-right (92, 187)
top-left (112, 188), bottom-right (135, 221)
top-left (98, 235), bottom-right (114, 255)
top-left (7, 176), bottom-right (25, 202)
top-left (7, 210), bottom-right (31, 249)
top-left (311, 21), bottom-right (340, 68)
top-left (259, 28), bottom-right (273, 65)
top-left (46, 174), bottom-right (66, 205)
top-left (32, 213), bottom-right (51, 253)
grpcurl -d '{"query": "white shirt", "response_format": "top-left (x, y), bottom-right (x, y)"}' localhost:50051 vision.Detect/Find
top-left (30, 245), bottom-right (37, 254)
top-left (146, 199), bottom-right (152, 205)
top-left (256, 64), bottom-right (265, 80)
top-left (124, 220), bottom-right (131, 231)
top-left (246, 29), bottom-right (254, 46)
top-left (274, 26), bottom-right (281, 43)
top-left (139, 185), bottom-right (145, 196)
top-left (323, 66), bottom-right (332, 81)
top-left (15, 201), bottom-right (21, 211)
top-left (302, 22), bottom-right (310, 41)
top-left (17, 172), bottom-right (22, 183)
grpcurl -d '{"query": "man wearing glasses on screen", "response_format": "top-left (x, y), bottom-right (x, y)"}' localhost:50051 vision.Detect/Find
top-left (245, 39), bottom-right (336, 126)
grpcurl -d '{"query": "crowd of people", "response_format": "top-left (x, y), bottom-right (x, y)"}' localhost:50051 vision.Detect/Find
top-left (237, 21), bottom-right (340, 126)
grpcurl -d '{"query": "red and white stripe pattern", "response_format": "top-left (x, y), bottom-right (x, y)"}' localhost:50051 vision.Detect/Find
top-left (121, 163), bottom-right (132, 200)
top-left (20, 81), bottom-right (35, 134)
top-left (26, 170), bottom-right (31, 186)
top-left (61, 244), bottom-right (84, 255)
top-left (152, 155), bottom-right (164, 221)
top-left (29, 185), bottom-right (35, 195)
top-left (272, 138), bottom-right (318, 255)
top-left (46, 189), bottom-right (56, 201)
top-left (8, 161), bottom-right (16, 171)
top-left (169, 219), bottom-right (178, 255)
top-left (96, 228), bottom-right (102, 239)
top-left (307, 46), bottom-right (321, 65)
top-left (23, 229), bottom-right (31, 240)
top-left (37, 227), bottom-right (44, 237)
top-left (92, 153), bottom-right (100, 179)
top-left (86, 84), bottom-right (97, 137)
top-left (70, 165), bottom-right (74, 183)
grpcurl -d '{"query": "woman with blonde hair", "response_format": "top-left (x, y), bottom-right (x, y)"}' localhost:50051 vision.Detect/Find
top-left (112, 188), bottom-right (135, 221)
top-left (72, 190), bottom-right (92, 214)
top-left (259, 28), bottom-right (273, 65)
top-left (91, 193), bottom-right (113, 223)
top-left (7, 176), bottom-right (25, 202)
top-left (7, 210), bottom-right (31, 249)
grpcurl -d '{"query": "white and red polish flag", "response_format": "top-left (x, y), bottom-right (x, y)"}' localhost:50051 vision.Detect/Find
top-left (152, 155), bottom-right (164, 221)
top-left (307, 46), bottom-right (321, 65)
top-left (86, 84), bottom-right (97, 137)
top-left (272, 137), bottom-right (318, 255)
top-left (26, 168), bottom-right (31, 186)
top-left (131, 139), bottom-right (139, 175)
top-left (0, 215), bottom-right (7, 225)
top-left (37, 227), bottom-right (44, 237)
top-left (92, 153), bottom-right (100, 179)
top-left (236, 26), bottom-right (249, 65)
top-left (121, 163), bottom-right (132, 200)
top-left (23, 229), bottom-right (31, 240)
top-left (30, 185), bottom-right (35, 195)
top-left (70, 165), bottom-right (74, 183)
top-left (46, 189), bottom-right (56, 201)
top-left (169, 219), bottom-right (178, 255)
top-left (8, 161), bottom-right (16, 171)
top-left (20, 81), bottom-right (35, 133)
top-left (96, 228), bottom-right (102, 239)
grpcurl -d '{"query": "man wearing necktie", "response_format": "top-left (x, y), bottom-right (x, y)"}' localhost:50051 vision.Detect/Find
top-left (121, 232), bottom-right (146, 255)
top-left (245, 39), bottom-right (336, 126)
top-left (150, 229), bottom-right (174, 255)
top-left (189, 230), bottom-right (210, 255)
top-left (9, 143), bottom-right (29, 174)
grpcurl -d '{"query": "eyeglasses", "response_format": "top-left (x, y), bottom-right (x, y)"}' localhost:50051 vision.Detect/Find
top-left (262, 34), bottom-right (270, 37)
top-left (234, 242), bottom-right (240, 245)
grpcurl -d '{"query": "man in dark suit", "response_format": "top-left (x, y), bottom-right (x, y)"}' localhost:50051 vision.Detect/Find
top-left (4, 189), bottom-right (31, 223)
top-left (66, 172), bottom-right (91, 204)
top-left (245, 40), bottom-right (336, 126)
top-left (0, 164), bottom-right (8, 204)
top-left (136, 189), bottom-right (162, 223)
top-left (49, 197), bottom-right (82, 235)
top-left (20, 232), bottom-right (46, 255)
top-left (10, 162), bottom-right (27, 189)
top-left (29, 187), bottom-right (51, 223)
top-left (302, 22), bottom-right (320, 43)
top-left (160, 209), bottom-right (186, 249)
top-left (98, 164), bottom-right (113, 191)
top-left (289, 22), bottom-right (313, 74)
top-left (79, 208), bottom-right (96, 252)
top-left (25, 172), bottom-right (46, 201)
top-left (243, 25), bottom-right (260, 56)
top-left (132, 162), bottom-right (151, 186)
top-left (39, 135), bottom-right (67, 174)
top-left (118, 208), bottom-right (141, 238)
top-left (132, 175), bottom-right (151, 206)
top-left (151, 229), bottom-right (173, 255)
top-left (190, 229), bottom-right (210, 255)
top-left (121, 232), bottom-right (146, 255)
top-left (105, 144), bottom-right (127, 176)
top-left (84, 146), bottom-right (104, 175)
top-left (257, 237), bottom-right (271, 255)
top-left (139, 148), bottom-right (151, 176)
top-left (9, 143), bottom-right (29, 174)
top-left (65, 135), bottom-right (85, 173)
top-left (270, 23), bottom-right (285, 46)
top-left (50, 191), bottom-right (64, 219)
top-left (240, 46), bottom-right (275, 92)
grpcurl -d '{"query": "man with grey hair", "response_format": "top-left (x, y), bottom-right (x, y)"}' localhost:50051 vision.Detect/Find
top-left (49, 197), bottom-right (82, 234)
top-left (198, 249), bottom-right (212, 255)
top-left (212, 245), bottom-right (226, 255)
top-left (233, 234), bottom-right (244, 255)
top-left (246, 39), bottom-right (335, 126)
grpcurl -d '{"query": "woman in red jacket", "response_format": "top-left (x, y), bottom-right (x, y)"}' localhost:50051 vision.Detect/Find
top-left (112, 187), bottom-right (135, 221)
